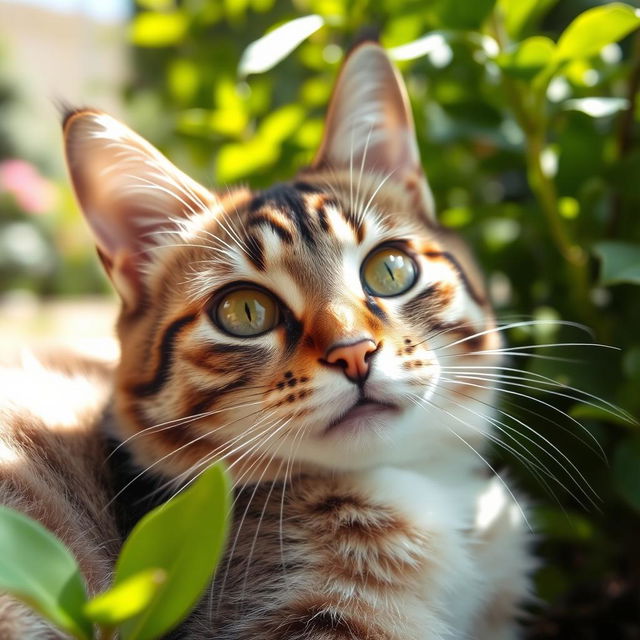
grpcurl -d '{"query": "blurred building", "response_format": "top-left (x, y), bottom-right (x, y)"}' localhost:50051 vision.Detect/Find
top-left (0, 0), bottom-right (128, 173)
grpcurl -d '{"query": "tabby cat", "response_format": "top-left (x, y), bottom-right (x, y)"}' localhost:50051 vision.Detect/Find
top-left (0, 42), bottom-right (532, 639)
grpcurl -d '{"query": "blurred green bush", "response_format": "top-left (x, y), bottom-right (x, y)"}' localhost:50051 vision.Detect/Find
top-left (2, 0), bottom-right (640, 636)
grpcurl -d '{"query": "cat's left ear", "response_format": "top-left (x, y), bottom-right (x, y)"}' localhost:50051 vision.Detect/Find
top-left (63, 109), bottom-right (214, 311)
top-left (313, 42), bottom-right (435, 221)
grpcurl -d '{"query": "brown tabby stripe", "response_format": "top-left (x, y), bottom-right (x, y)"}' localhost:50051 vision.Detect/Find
top-left (263, 597), bottom-right (395, 640)
top-left (364, 296), bottom-right (387, 320)
top-left (423, 250), bottom-right (485, 306)
top-left (315, 200), bottom-right (331, 233)
top-left (247, 213), bottom-right (294, 244)
top-left (186, 374), bottom-right (253, 416)
top-left (131, 313), bottom-right (197, 397)
top-left (430, 320), bottom-right (488, 352)
top-left (250, 185), bottom-right (317, 246)
top-left (244, 233), bottom-right (266, 271)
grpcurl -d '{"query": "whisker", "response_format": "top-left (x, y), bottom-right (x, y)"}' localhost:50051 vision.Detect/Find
top-left (442, 374), bottom-right (627, 435)
top-left (105, 406), bottom-right (274, 509)
top-left (106, 398), bottom-right (266, 460)
top-left (406, 392), bottom-right (533, 531)
top-left (423, 319), bottom-right (593, 352)
top-left (443, 369), bottom-right (633, 425)
top-left (212, 417), bottom-right (293, 616)
top-left (424, 388), bottom-right (583, 509)
top-left (432, 382), bottom-right (600, 509)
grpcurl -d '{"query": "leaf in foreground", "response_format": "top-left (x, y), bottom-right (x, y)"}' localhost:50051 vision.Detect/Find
top-left (115, 463), bottom-right (231, 640)
top-left (0, 506), bottom-right (91, 639)
top-left (84, 568), bottom-right (166, 627)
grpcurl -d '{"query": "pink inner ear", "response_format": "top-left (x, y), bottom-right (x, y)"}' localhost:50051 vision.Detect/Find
top-left (64, 110), bottom-right (214, 307)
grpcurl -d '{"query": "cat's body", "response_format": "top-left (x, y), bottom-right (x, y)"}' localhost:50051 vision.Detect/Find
top-left (0, 43), bottom-right (532, 638)
top-left (0, 351), bottom-right (529, 640)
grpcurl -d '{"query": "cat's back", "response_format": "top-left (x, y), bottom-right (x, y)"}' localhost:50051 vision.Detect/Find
top-left (0, 348), bottom-right (120, 637)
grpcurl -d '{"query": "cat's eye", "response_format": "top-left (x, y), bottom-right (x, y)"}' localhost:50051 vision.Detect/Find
top-left (362, 246), bottom-right (418, 297)
top-left (215, 288), bottom-right (279, 337)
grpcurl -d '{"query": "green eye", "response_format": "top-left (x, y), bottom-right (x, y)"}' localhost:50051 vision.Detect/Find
top-left (215, 288), bottom-right (279, 337)
top-left (362, 246), bottom-right (418, 297)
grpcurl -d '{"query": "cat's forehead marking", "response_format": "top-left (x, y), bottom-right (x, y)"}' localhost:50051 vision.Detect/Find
top-left (245, 183), bottom-right (364, 248)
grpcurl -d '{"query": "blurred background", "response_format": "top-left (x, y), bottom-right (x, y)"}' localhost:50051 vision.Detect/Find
top-left (1, 0), bottom-right (639, 637)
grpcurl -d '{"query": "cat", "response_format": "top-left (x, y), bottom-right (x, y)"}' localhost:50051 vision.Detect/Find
top-left (0, 42), bottom-right (532, 639)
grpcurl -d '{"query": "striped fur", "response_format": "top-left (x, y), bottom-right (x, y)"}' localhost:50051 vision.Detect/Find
top-left (0, 43), bottom-right (533, 638)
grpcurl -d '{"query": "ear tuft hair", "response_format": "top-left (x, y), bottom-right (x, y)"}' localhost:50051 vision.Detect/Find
top-left (55, 100), bottom-right (95, 130)
top-left (349, 25), bottom-right (381, 49)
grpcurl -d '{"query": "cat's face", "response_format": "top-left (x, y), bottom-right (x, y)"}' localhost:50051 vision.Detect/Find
top-left (64, 44), bottom-right (500, 483)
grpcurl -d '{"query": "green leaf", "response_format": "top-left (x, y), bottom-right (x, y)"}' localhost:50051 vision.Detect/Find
top-left (594, 241), bottom-right (640, 286)
top-left (0, 506), bottom-right (91, 639)
top-left (116, 463), bottom-right (231, 640)
top-left (84, 569), bottom-right (167, 627)
top-left (259, 104), bottom-right (305, 144)
top-left (553, 3), bottom-right (640, 63)
top-left (497, 36), bottom-right (556, 79)
top-left (569, 403), bottom-right (632, 428)
top-left (562, 97), bottom-right (629, 118)
top-left (388, 32), bottom-right (450, 62)
top-left (238, 15), bottom-right (325, 76)
top-left (613, 437), bottom-right (640, 511)
top-left (129, 12), bottom-right (188, 47)
top-left (217, 137), bottom-right (279, 182)
top-left (498, 0), bottom-right (558, 39)
top-left (533, 506), bottom-right (595, 541)
top-left (434, 0), bottom-right (497, 30)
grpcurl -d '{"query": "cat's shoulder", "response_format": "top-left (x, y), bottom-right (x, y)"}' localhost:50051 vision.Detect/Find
top-left (0, 346), bottom-right (115, 482)
top-left (0, 346), bottom-right (114, 423)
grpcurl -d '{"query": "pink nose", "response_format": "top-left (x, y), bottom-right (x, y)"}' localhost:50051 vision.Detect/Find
top-left (325, 339), bottom-right (377, 383)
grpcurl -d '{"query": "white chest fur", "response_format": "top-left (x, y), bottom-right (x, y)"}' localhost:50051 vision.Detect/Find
top-left (351, 466), bottom-right (530, 639)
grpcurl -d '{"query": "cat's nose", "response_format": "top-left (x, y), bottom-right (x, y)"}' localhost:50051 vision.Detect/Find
top-left (324, 338), bottom-right (378, 384)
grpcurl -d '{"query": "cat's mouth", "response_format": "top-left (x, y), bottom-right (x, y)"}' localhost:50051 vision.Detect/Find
top-left (324, 397), bottom-right (400, 435)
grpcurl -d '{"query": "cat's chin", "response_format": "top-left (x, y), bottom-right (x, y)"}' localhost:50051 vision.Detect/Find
top-left (323, 399), bottom-right (400, 437)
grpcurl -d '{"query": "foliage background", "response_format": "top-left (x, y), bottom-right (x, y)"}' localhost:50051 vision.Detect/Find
top-left (1, 0), bottom-right (640, 637)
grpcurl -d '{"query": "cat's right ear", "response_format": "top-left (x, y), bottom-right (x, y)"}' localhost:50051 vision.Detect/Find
top-left (63, 109), bottom-right (214, 312)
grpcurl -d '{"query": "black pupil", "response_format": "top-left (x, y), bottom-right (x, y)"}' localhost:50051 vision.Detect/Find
top-left (385, 261), bottom-right (395, 280)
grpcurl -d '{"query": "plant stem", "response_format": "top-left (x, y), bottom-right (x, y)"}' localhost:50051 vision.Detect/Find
top-left (489, 12), bottom-right (595, 327)
top-left (99, 626), bottom-right (117, 640)
top-left (609, 30), bottom-right (640, 237)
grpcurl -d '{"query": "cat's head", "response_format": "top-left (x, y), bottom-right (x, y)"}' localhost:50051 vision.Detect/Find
top-left (64, 43), bottom-right (500, 483)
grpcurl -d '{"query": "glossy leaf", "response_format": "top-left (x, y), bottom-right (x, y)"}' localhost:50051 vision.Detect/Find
top-left (115, 463), bottom-right (231, 640)
top-left (217, 137), bottom-right (279, 182)
top-left (562, 97), bottom-right (629, 118)
top-left (84, 569), bottom-right (167, 627)
top-left (259, 104), bottom-right (305, 143)
top-left (389, 32), bottom-right (450, 62)
top-left (0, 506), bottom-right (91, 640)
top-left (498, 36), bottom-right (555, 79)
top-left (553, 3), bottom-right (640, 63)
top-left (238, 15), bottom-right (325, 76)
top-left (130, 12), bottom-right (188, 47)
top-left (594, 241), bottom-right (640, 286)
top-left (498, 0), bottom-right (558, 38)
top-left (569, 404), bottom-right (632, 428)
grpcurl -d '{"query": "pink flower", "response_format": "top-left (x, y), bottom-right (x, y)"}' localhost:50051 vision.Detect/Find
top-left (0, 159), bottom-right (56, 214)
